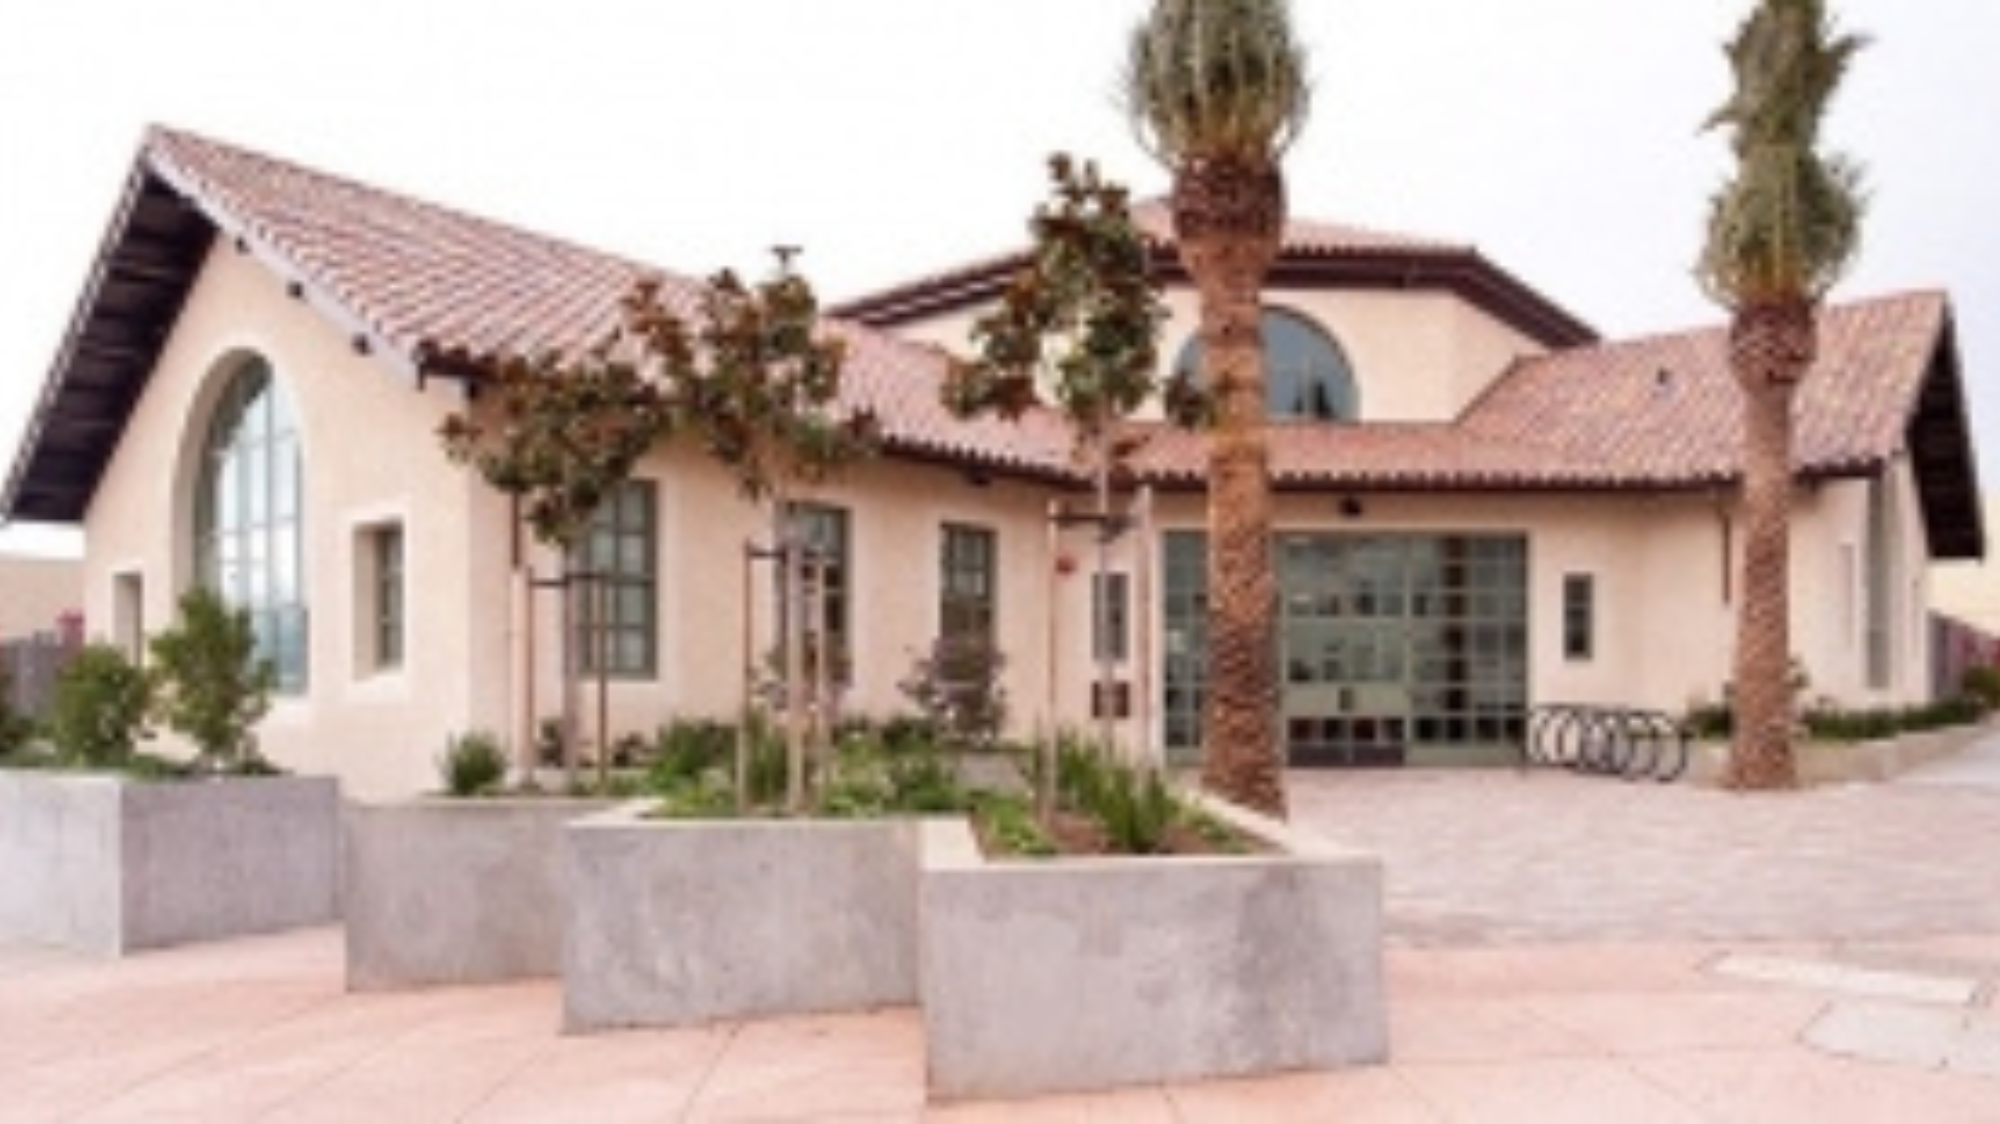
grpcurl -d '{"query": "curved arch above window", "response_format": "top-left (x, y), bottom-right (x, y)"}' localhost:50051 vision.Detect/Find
top-left (193, 356), bottom-right (308, 694)
top-left (1173, 308), bottom-right (1359, 422)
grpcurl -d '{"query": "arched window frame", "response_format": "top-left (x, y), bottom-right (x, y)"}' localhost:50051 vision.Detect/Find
top-left (192, 355), bottom-right (308, 694)
top-left (1173, 306), bottom-right (1359, 423)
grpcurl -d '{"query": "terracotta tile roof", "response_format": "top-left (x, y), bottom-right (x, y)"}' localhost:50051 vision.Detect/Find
top-left (830, 200), bottom-right (1490, 330)
top-left (143, 128), bottom-right (1078, 479)
top-left (1461, 291), bottom-right (1949, 485)
top-left (7, 127), bottom-right (1973, 550)
top-left (1128, 291), bottom-right (1953, 493)
top-left (1128, 199), bottom-right (1470, 258)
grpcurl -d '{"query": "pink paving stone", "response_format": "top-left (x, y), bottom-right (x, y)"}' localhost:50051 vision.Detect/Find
top-left (1165, 1069), bottom-right (1441, 1122)
top-left (1396, 1056), bottom-right (1708, 1123)
top-left (682, 1011), bottom-right (928, 1121)
top-left (928, 1087), bottom-right (1179, 1123)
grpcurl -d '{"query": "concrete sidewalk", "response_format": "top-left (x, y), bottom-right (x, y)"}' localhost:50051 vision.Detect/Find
top-left (3, 928), bottom-right (1997, 1121)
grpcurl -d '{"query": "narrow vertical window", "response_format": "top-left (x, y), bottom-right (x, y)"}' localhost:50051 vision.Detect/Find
top-left (194, 357), bottom-right (307, 693)
top-left (1092, 571), bottom-right (1131, 662)
top-left (940, 524), bottom-right (997, 643)
top-left (1866, 476), bottom-right (1894, 689)
top-left (784, 502), bottom-right (851, 675)
top-left (112, 572), bottom-right (144, 665)
top-left (574, 480), bottom-right (657, 678)
top-left (374, 526), bottom-right (404, 671)
top-left (1562, 573), bottom-right (1594, 662)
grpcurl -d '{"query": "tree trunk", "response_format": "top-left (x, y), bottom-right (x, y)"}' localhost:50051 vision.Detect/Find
top-left (1728, 300), bottom-right (1814, 790)
top-left (1174, 155), bottom-right (1287, 819)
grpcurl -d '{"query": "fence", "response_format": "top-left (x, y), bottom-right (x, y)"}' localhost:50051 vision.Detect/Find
top-left (2, 616), bottom-right (83, 719)
top-left (1932, 613), bottom-right (2000, 702)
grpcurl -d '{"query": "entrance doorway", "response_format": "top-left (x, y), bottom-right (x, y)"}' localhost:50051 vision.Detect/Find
top-left (1163, 532), bottom-right (1528, 768)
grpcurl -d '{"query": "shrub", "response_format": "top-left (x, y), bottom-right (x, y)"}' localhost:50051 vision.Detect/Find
top-left (0, 666), bottom-right (34, 761)
top-left (971, 791), bottom-right (1056, 857)
top-left (823, 724), bottom-right (965, 818)
top-left (648, 718), bottom-right (733, 786)
top-left (147, 587), bottom-right (274, 772)
top-left (46, 644), bottom-right (151, 768)
top-left (1962, 666), bottom-right (2000, 711)
top-left (644, 716), bottom-right (790, 815)
top-left (898, 635), bottom-right (1007, 756)
top-left (437, 731), bottom-right (509, 796)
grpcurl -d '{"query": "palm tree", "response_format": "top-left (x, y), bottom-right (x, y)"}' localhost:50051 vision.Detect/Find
top-left (1697, 0), bottom-right (1866, 790)
top-left (1125, 0), bottom-right (1309, 818)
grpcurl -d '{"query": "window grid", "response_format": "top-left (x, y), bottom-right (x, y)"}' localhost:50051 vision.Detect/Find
top-left (786, 503), bottom-right (851, 673)
top-left (195, 359), bottom-right (307, 694)
top-left (940, 524), bottom-right (997, 643)
top-left (375, 526), bottom-right (405, 671)
top-left (574, 481), bottom-right (657, 679)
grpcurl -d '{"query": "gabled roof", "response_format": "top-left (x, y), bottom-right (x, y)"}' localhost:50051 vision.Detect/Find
top-left (831, 199), bottom-right (1599, 350)
top-left (2, 128), bottom-right (1982, 560)
top-left (1, 128), bottom-right (1081, 522)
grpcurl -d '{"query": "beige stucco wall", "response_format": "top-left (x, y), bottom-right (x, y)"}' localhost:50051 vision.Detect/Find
top-left (81, 243), bottom-right (510, 797)
top-left (70, 243), bottom-right (1943, 797)
top-left (0, 556), bottom-right (82, 641)
top-left (521, 444), bottom-right (1086, 753)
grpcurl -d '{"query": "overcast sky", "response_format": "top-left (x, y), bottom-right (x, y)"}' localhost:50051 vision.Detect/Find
top-left (3, 0), bottom-right (1996, 558)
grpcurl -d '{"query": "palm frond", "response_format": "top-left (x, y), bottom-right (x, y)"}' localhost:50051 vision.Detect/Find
top-left (1122, 0), bottom-right (1311, 167)
top-left (1697, 0), bottom-right (1867, 308)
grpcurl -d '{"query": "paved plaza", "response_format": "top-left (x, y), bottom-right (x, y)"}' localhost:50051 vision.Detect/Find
top-left (4, 736), bottom-right (2000, 1120)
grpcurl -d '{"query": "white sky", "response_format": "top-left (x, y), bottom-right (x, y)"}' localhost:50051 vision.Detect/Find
top-left (3, 0), bottom-right (1996, 559)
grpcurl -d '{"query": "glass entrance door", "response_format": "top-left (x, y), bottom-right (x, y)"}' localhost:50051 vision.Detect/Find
top-left (1163, 531), bottom-right (1528, 768)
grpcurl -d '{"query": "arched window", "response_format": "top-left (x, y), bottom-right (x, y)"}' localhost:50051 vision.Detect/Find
top-left (1173, 308), bottom-right (1358, 422)
top-left (194, 357), bottom-right (307, 693)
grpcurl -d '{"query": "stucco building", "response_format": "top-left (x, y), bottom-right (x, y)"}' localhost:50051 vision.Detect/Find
top-left (1, 128), bottom-right (1983, 795)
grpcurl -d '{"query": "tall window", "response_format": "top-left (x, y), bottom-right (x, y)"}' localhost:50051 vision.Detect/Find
top-left (1173, 307), bottom-right (1358, 421)
top-left (355, 523), bottom-right (405, 674)
top-left (940, 524), bottom-right (996, 642)
top-left (1093, 571), bottom-right (1131, 662)
top-left (574, 481), bottom-right (657, 678)
top-left (195, 357), bottom-right (307, 693)
top-left (1562, 574), bottom-right (1595, 662)
top-left (1866, 476), bottom-right (1895, 689)
top-left (786, 503), bottom-right (851, 671)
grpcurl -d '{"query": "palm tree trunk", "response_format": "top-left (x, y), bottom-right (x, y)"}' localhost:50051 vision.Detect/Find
top-left (1175, 156), bottom-right (1287, 819)
top-left (1729, 300), bottom-right (1813, 790)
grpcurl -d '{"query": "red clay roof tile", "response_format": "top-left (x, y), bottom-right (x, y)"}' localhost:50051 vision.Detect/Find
top-left (141, 127), bottom-right (1949, 495)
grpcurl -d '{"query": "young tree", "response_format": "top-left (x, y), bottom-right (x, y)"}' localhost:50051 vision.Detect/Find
top-left (1125, 0), bottom-right (1310, 817)
top-left (620, 261), bottom-right (876, 813)
top-left (1697, 0), bottom-right (1867, 789)
top-left (440, 342), bottom-right (673, 787)
top-left (944, 155), bottom-right (1182, 810)
top-left (147, 586), bottom-right (274, 772)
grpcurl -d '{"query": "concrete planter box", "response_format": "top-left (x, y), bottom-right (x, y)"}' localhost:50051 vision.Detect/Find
top-left (563, 807), bottom-right (920, 1031)
top-left (343, 797), bottom-right (617, 990)
top-left (1688, 721), bottom-right (1990, 786)
top-left (920, 798), bottom-right (1387, 1100)
top-left (0, 771), bottom-right (340, 957)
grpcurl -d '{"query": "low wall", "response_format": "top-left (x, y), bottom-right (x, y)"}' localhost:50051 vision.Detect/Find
top-left (1687, 721), bottom-right (1991, 787)
top-left (0, 771), bottom-right (340, 956)
top-left (920, 798), bottom-right (1387, 1100)
top-left (563, 809), bottom-right (920, 1032)
top-left (344, 797), bottom-right (617, 990)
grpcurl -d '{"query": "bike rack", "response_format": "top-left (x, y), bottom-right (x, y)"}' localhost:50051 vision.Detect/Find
top-left (1522, 704), bottom-right (1689, 783)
